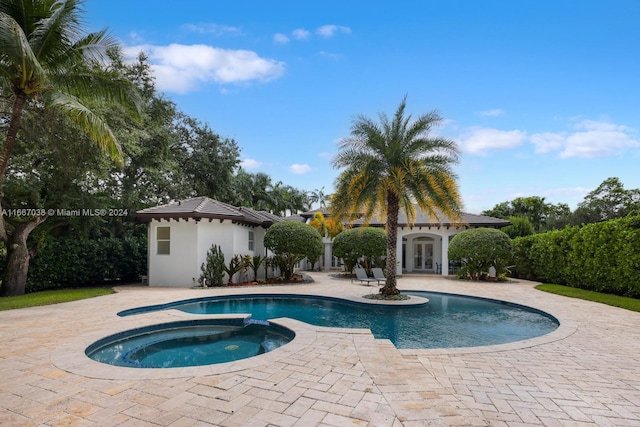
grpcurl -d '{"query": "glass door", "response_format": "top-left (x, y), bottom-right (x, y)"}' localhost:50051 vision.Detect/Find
top-left (414, 240), bottom-right (434, 271)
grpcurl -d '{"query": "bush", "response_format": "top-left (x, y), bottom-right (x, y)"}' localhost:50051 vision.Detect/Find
top-left (264, 221), bottom-right (323, 280)
top-left (511, 215), bottom-right (640, 297)
top-left (199, 244), bottom-right (225, 287)
top-left (448, 228), bottom-right (513, 280)
top-left (25, 235), bottom-right (147, 292)
top-left (331, 227), bottom-right (387, 274)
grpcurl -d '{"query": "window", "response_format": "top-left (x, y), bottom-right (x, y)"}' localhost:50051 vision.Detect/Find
top-left (157, 226), bottom-right (170, 255)
top-left (248, 230), bottom-right (254, 251)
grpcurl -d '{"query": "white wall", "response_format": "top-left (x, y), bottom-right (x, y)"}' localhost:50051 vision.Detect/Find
top-left (148, 219), bottom-right (198, 287)
top-left (148, 219), bottom-right (268, 287)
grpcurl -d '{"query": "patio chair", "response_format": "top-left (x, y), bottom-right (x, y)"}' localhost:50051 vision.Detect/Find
top-left (371, 268), bottom-right (386, 285)
top-left (353, 267), bottom-right (378, 286)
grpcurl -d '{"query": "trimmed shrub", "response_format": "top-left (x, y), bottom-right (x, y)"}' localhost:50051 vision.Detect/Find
top-left (448, 228), bottom-right (513, 280)
top-left (511, 215), bottom-right (640, 297)
top-left (331, 227), bottom-right (387, 274)
top-left (264, 221), bottom-right (323, 280)
top-left (25, 235), bottom-right (147, 292)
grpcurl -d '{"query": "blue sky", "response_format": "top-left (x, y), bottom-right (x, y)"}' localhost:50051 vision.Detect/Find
top-left (85, 0), bottom-right (640, 214)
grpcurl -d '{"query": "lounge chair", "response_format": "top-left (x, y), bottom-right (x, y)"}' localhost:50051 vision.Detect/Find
top-left (353, 268), bottom-right (378, 286)
top-left (371, 268), bottom-right (386, 285)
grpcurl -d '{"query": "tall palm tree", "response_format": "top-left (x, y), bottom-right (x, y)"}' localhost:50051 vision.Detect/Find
top-left (0, 0), bottom-right (139, 296)
top-left (331, 96), bottom-right (462, 296)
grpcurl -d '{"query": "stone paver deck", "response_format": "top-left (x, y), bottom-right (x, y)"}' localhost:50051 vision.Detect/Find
top-left (1, 272), bottom-right (639, 426)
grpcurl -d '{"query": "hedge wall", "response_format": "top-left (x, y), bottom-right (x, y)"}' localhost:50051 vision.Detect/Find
top-left (24, 236), bottom-right (147, 292)
top-left (512, 215), bottom-right (640, 297)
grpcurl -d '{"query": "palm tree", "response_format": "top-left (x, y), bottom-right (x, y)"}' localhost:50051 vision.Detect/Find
top-left (0, 0), bottom-right (139, 296)
top-left (331, 96), bottom-right (462, 296)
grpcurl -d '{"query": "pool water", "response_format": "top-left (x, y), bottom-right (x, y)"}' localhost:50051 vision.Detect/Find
top-left (86, 319), bottom-right (293, 368)
top-left (121, 292), bottom-right (559, 349)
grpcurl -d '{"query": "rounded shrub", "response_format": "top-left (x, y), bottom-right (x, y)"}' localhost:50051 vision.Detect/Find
top-left (264, 221), bottom-right (323, 280)
top-left (448, 228), bottom-right (513, 280)
top-left (331, 227), bottom-right (387, 273)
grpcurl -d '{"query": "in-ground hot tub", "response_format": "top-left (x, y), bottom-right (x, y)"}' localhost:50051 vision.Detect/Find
top-left (85, 318), bottom-right (294, 368)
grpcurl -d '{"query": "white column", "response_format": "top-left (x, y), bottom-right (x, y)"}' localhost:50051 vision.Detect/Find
top-left (395, 233), bottom-right (403, 276)
top-left (441, 234), bottom-right (449, 276)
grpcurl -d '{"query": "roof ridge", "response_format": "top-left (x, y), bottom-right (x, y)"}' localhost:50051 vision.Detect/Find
top-left (194, 197), bottom-right (211, 213)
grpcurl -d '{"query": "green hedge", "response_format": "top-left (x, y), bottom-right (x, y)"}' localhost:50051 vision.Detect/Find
top-left (512, 215), bottom-right (640, 297)
top-left (25, 236), bottom-right (147, 292)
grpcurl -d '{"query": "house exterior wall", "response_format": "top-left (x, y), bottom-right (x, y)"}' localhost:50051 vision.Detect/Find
top-left (147, 218), bottom-right (269, 287)
top-left (148, 219), bottom-right (199, 287)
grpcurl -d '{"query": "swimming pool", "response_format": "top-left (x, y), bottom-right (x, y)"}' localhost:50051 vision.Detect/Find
top-left (86, 318), bottom-right (294, 368)
top-left (118, 291), bottom-right (559, 349)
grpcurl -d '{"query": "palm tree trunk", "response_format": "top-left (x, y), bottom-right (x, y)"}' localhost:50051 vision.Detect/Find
top-left (381, 192), bottom-right (400, 296)
top-left (0, 216), bottom-right (46, 297)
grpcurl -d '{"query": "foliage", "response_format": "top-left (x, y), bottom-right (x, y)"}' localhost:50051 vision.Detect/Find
top-left (224, 254), bottom-right (245, 284)
top-left (482, 196), bottom-right (570, 233)
top-left (448, 228), bottom-right (513, 280)
top-left (571, 177), bottom-right (640, 225)
top-left (308, 212), bottom-right (343, 239)
top-left (535, 284), bottom-right (640, 313)
top-left (0, 0), bottom-right (141, 296)
top-left (482, 177), bottom-right (640, 232)
top-left (22, 236), bottom-right (147, 292)
top-left (249, 254), bottom-right (267, 281)
top-left (331, 96), bottom-right (462, 296)
top-left (264, 221), bottom-right (323, 280)
top-left (199, 244), bottom-right (225, 287)
top-left (331, 227), bottom-right (387, 274)
top-left (512, 215), bottom-right (640, 297)
top-left (501, 215), bottom-right (535, 238)
top-left (0, 288), bottom-right (114, 311)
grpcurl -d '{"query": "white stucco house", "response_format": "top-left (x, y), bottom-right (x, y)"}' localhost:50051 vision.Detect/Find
top-left (135, 197), bottom-right (281, 287)
top-left (136, 197), bottom-right (510, 287)
top-left (290, 208), bottom-right (511, 277)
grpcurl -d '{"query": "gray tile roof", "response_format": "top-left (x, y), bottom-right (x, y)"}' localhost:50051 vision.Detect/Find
top-left (135, 197), bottom-right (282, 227)
top-left (299, 207), bottom-right (511, 228)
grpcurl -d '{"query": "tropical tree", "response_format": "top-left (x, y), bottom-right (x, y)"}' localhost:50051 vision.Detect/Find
top-left (0, 0), bottom-right (139, 296)
top-left (264, 221), bottom-right (323, 280)
top-left (331, 96), bottom-right (462, 296)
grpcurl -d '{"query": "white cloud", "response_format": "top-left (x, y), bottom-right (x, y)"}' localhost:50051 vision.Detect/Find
top-left (478, 109), bottom-right (504, 117)
top-left (289, 164), bottom-right (312, 174)
top-left (292, 28), bottom-right (311, 40)
top-left (458, 127), bottom-right (526, 155)
top-left (123, 44), bottom-right (285, 93)
top-left (530, 120), bottom-right (639, 158)
top-left (273, 33), bottom-right (289, 44)
top-left (316, 24), bottom-right (352, 38)
top-left (240, 158), bottom-right (262, 169)
top-left (182, 23), bottom-right (241, 36)
top-left (318, 51), bottom-right (343, 60)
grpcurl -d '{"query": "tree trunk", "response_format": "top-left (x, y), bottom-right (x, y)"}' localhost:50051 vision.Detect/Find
top-left (0, 217), bottom-right (46, 297)
top-left (380, 192), bottom-right (400, 296)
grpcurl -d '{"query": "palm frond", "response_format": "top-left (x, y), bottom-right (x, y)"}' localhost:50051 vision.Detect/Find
top-left (43, 90), bottom-right (123, 164)
top-left (0, 11), bottom-right (47, 90)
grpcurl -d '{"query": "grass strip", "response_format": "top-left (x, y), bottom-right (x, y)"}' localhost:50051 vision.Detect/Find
top-left (0, 288), bottom-right (114, 311)
top-left (535, 284), bottom-right (640, 312)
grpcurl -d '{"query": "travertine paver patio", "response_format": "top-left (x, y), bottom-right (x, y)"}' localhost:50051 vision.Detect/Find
top-left (1, 272), bottom-right (639, 426)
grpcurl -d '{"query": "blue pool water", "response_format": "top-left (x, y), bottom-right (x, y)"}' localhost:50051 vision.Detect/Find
top-left (119, 291), bottom-right (559, 349)
top-left (86, 318), bottom-right (294, 368)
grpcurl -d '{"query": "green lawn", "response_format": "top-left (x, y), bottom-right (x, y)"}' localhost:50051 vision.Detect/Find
top-left (0, 288), bottom-right (115, 311)
top-left (535, 284), bottom-right (640, 312)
